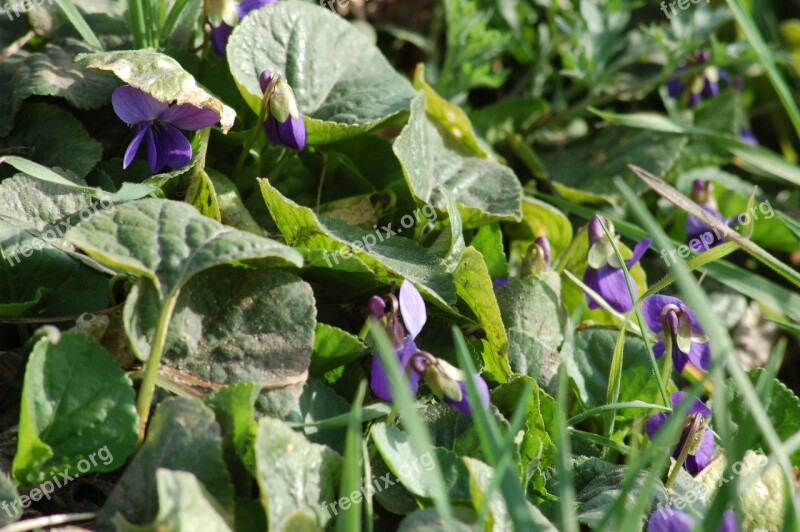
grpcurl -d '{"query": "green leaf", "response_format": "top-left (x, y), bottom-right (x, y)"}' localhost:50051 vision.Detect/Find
top-left (469, 97), bottom-right (550, 144)
top-left (66, 198), bottom-right (303, 300)
top-left (394, 93), bottom-right (523, 227)
top-left (592, 109), bottom-right (800, 187)
top-left (0, 172), bottom-right (110, 250)
top-left (13, 332), bottom-right (138, 485)
top-left (490, 376), bottom-right (557, 469)
top-left (113, 469), bottom-right (232, 532)
top-left (495, 273), bottom-right (566, 391)
top-left (75, 50), bottom-right (236, 132)
top-left (452, 247), bottom-right (511, 383)
top-left (254, 417), bottom-right (341, 529)
top-left (371, 422), bottom-right (472, 503)
top-left (569, 327), bottom-right (661, 413)
top-left (186, 169), bottom-right (221, 222)
top-left (50, 0), bottom-right (104, 50)
top-left (227, 2), bottom-right (415, 144)
top-left (310, 323), bottom-right (369, 377)
top-left (398, 508), bottom-right (479, 531)
top-left (203, 382), bottom-right (261, 483)
top-left (728, 368), bottom-right (800, 466)
top-left (437, 0), bottom-right (510, 99)
top-left (0, 39), bottom-right (117, 137)
top-left (0, 103), bottom-right (101, 179)
top-left (540, 127), bottom-right (687, 203)
top-left (468, 223), bottom-right (508, 280)
top-left (504, 196), bottom-right (574, 259)
top-left (97, 397), bottom-right (234, 528)
top-left (259, 178), bottom-right (455, 309)
top-left (412, 65), bottom-right (490, 158)
top-left (296, 380), bottom-right (350, 452)
top-left (155, 267), bottom-right (315, 389)
top-left (0, 220), bottom-right (109, 317)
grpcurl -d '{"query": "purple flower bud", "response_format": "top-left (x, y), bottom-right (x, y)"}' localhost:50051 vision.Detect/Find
top-left (588, 215), bottom-right (605, 245)
top-left (535, 236), bottom-right (551, 268)
top-left (259, 69), bottom-right (275, 93)
top-left (209, 0), bottom-right (276, 56)
top-left (444, 374), bottom-right (490, 416)
top-left (369, 296), bottom-right (386, 318)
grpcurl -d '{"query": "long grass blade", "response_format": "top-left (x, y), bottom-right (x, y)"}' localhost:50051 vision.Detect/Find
top-left (51, 0), bottom-right (104, 51)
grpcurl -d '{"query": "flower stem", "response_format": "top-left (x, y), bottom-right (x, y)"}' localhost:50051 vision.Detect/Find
top-left (235, 78), bottom-right (277, 179)
top-left (657, 335), bottom-right (674, 406)
top-left (135, 291), bottom-right (179, 445)
top-left (664, 415), bottom-right (703, 490)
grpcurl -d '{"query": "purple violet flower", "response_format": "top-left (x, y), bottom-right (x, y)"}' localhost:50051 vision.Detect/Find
top-left (112, 85), bottom-right (220, 173)
top-left (642, 294), bottom-right (710, 373)
top-left (738, 128), bottom-right (758, 146)
top-left (647, 508), bottom-right (738, 532)
top-left (646, 391), bottom-right (715, 475)
top-left (444, 375), bottom-right (490, 416)
top-left (667, 50), bottom-right (729, 107)
top-left (370, 281), bottom-right (428, 402)
top-left (583, 215), bottom-right (651, 313)
top-left (369, 280), bottom-right (490, 416)
top-left (210, 0), bottom-right (275, 56)
top-left (259, 70), bottom-right (307, 150)
top-left (684, 180), bottom-right (739, 252)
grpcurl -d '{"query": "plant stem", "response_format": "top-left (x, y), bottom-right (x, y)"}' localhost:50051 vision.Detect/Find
top-left (128, 0), bottom-right (148, 49)
top-left (135, 291), bottom-right (179, 445)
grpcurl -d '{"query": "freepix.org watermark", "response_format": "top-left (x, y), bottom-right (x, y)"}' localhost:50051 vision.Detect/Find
top-left (660, 0), bottom-right (710, 20)
top-left (322, 205), bottom-right (438, 267)
top-left (0, 197), bottom-right (115, 268)
top-left (1, 0), bottom-right (53, 21)
top-left (660, 199), bottom-right (774, 266)
top-left (1, 445), bottom-right (114, 519)
top-left (321, 451), bottom-right (435, 519)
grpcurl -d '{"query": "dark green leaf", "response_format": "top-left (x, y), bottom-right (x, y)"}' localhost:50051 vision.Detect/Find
top-left (227, 2), bottom-right (415, 143)
top-left (66, 198), bottom-right (303, 300)
top-left (97, 397), bottom-right (234, 528)
top-left (394, 93), bottom-right (523, 227)
top-left (13, 332), bottom-right (137, 484)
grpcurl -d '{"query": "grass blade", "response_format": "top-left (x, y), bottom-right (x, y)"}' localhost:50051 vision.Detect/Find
top-left (337, 381), bottom-right (367, 532)
top-left (724, 0), bottom-right (800, 138)
top-left (51, 0), bottom-right (104, 51)
top-left (629, 164), bottom-right (800, 289)
top-left (368, 321), bottom-right (454, 525)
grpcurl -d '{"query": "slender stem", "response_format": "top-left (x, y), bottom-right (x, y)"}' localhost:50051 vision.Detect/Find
top-left (128, 0), bottom-right (148, 49)
top-left (136, 291), bottom-right (179, 444)
top-left (658, 335), bottom-right (674, 406)
top-left (664, 415), bottom-right (703, 490)
top-left (236, 78), bottom-right (277, 178)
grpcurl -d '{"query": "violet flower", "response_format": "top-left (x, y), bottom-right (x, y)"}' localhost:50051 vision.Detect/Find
top-left (642, 294), bottom-right (710, 373)
top-left (685, 180), bottom-right (739, 252)
top-left (646, 392), bottom-right (715, 475)
top-left (369, 280), bottom-right (425, 402)
top-left (583, 215), bottom-right (651, 313)
top-left (369, 280), bottom-right (490, 416)
top-left (738, 128), bottom-right (758, 146)
top-left (647, 508), bottom-right (737, 532)
top-left (259, 70), bottom-right (307, 150)
top-left (112, 86), bottom-right (220, 173)
top-left (209, 0), bottom-right (275, 56)
top-left (667, 50), bottom-right (729, 106)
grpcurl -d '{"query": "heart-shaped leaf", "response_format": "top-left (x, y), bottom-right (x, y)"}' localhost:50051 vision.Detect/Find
top-left (393, 93), bottom-right (522, 227)
top-left (13, 332), bottom-right (138, 484)
top-left (66, 198), bottom-right (303, 300)
top-left (227, 2), bottom-right (415, 143)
